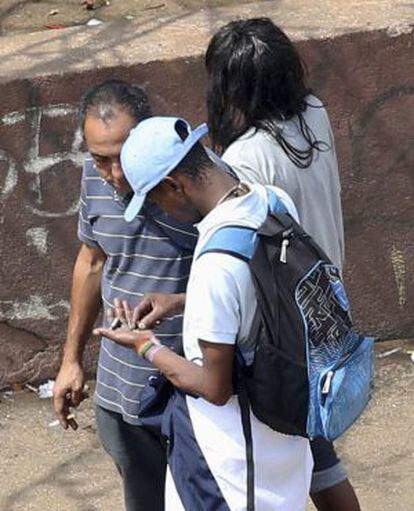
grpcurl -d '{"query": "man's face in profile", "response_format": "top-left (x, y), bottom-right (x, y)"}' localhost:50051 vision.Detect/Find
top-left (84, 109), bottom-right (136, 195)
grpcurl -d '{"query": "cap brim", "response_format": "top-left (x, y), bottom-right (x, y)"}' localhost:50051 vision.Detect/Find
top-left (124, 193), bottom-right (146, 222)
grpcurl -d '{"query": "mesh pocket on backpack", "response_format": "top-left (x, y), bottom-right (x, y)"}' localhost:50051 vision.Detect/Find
top-left (313, 336), bottom-right (374, 440)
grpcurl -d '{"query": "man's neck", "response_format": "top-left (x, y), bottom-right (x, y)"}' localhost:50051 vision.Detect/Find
top-left (194, 168), bottom-right (239, 217)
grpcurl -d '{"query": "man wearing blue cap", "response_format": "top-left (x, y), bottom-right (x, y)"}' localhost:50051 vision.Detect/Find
top-left (122, 118), bottom-right (209, 222)
top-left (95, 116), bottom-right (313, 510)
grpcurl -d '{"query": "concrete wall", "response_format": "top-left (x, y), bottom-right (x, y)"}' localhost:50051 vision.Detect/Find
top-left (0, 26), bottom-right (413, 386)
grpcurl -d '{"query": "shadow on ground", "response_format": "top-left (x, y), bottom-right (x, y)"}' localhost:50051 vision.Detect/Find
top-left (1, 339), bottom-right (413, 510)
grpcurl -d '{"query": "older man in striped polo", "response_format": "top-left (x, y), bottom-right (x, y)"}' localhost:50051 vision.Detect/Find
top-left (53, 80), bottom-right (196, 511)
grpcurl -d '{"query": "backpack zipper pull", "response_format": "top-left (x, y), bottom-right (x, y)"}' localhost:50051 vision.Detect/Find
top-left (322, 370), bottom-right (335, 394)
top-left (280, 238), bottom-right (290, 263)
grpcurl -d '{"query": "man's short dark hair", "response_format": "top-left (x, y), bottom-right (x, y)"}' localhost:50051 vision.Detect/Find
top-left (78, 79), bottom-right (152, 131)
top-left (170, 120), bottom-right (214, 180)
top-left (174, 142), bottom-right (214, 180)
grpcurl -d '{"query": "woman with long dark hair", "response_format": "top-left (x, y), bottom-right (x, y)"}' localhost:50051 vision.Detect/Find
top-left (206, 18), bottom-right (360, 511)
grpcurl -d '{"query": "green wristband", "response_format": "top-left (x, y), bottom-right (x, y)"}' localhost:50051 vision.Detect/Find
top-left (138, 340), bottom-right (155, 358)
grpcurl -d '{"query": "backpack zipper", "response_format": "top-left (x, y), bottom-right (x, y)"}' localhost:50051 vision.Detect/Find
top-left (322, 371), bottom-right (335, 394)
top-left (321, 345), bottom-right (360, 395)
top-left (279, 228), bottom-right (309, 263)
top-left (280, 238), bottom-right (290, 263)
top-left (279, 228), bottom-right (294, 263)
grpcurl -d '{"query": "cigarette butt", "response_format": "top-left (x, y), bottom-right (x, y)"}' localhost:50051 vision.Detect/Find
top-left (48, 414), bottom-right (75, 428)
top-left (377, 347), bottom-right (401, 358)
top-left (25, 383), bottom-right (38, 393)
top-left (110, 318), bottom-right (122, 330)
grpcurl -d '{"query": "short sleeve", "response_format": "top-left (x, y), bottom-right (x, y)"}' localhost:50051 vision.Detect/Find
top-left (185, 255), bottom-right (245, 345)
top-left (77, 166), bottom-right (100, 248)
top-left (222, 138), bottom-right (269, 186)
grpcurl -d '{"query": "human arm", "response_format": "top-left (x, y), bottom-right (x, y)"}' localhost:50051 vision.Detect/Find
top-left (93, 325), bottom-right (234, 406)
top-left (95, 256), bottom-right (244, 405)
top-left (53, 242), bottom-right (106, 430)
top-left (128, 292), bottom-right (186, 329)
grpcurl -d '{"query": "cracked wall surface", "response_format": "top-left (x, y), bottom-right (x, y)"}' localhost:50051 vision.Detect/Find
top-left (0, 23), bottom-right (413, 386)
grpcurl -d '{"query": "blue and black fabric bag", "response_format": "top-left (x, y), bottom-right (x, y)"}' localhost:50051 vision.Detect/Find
top-left (199, 189), bottom-right (374, 442)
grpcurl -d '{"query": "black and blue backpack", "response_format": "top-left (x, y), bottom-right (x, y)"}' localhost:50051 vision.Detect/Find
top-left (199, 188), bottom-right (374, 442)
top-left (199, 188), bottom-right (374, 510)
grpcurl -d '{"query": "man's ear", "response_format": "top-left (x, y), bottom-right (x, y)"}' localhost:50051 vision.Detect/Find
top-left (162, 176), bottom-right (184, 194)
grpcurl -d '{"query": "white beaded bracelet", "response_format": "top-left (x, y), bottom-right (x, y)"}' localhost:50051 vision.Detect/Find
top-left (146, 344), bottom-right (166, 363)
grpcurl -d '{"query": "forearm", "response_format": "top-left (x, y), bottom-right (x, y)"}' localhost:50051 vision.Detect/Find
top-left (63, 245), bottom-right (105, 363)
top-left (93, 319), bottom-right (234, 405)
top-left (144, 344), bottom-right (233, 405)
top-left (171, 293), bottom-right (186, 313)
top-left (151, 348), bottom-right (206, 396)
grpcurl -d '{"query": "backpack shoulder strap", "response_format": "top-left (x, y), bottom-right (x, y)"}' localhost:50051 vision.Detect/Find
top-left (266, 188), bottom-right (289, 215)
top-left (198, 188), bottom-right (292, 260)
top-left (238, 378), bottom-right (255, 511)
top-left (197, 225), bottom-right (258, 262)
top-left (199, 224), bottom-right (258, 511)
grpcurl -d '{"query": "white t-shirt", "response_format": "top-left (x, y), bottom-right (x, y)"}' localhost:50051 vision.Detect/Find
top-left (177, 183), bottom-right (312, 511)
top-left (222, 95), bottom-right (345, 272)
top-left (183, 183), bottom-right (298, 363)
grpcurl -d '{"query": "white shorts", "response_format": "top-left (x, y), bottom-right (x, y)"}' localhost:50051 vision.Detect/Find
top-left (164, 392), bottom-right (313, 510)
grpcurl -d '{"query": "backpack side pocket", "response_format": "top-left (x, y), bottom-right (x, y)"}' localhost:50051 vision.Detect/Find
top-left (317, 336), bottom-right (375, 440)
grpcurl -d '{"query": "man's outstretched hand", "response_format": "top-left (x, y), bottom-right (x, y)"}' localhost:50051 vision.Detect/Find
top-left (93, 325), bottom-right (154, 351)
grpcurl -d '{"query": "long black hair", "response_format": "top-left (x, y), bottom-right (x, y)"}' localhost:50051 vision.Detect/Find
top-left (78, 79), bottom-right (152, 131)
top-left (205, 18), bottom-right (326, 168)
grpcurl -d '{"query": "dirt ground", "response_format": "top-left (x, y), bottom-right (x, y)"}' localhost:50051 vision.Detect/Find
top-left (0, 0), bottom-right (258, 35)
top-left (0, 339), bottom-right (413, 511)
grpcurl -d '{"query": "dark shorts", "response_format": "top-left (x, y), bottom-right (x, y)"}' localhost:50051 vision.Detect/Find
top-left (310, 437), bottom-right (347, 493)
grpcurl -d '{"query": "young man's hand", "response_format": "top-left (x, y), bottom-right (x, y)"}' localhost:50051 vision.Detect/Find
top-left (132, 293), bottom-right (186, 329)
top-left (93, 325), bottom-right (155, 352)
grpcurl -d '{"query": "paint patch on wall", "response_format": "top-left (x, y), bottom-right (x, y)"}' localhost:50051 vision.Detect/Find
top-left (390, 246), bottom-right (407, 307)
top-left (0, 150), bottom-right (18, 200)
top-left (0, 104), bottom-right (85, 217)
top-left (0, 296), bottom-right (70, 321)
top-left (26, 227), bottom-right (48, 255)
top-left (386, 23), bottom-right (413, 38)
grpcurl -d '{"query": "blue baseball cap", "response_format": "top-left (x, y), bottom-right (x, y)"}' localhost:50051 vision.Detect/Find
top-left (121, 116), bottom-right (208, 222)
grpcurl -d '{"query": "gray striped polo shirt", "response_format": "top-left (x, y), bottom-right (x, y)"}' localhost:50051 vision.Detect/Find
top-left (78, 157), bottom-right (197, 425)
